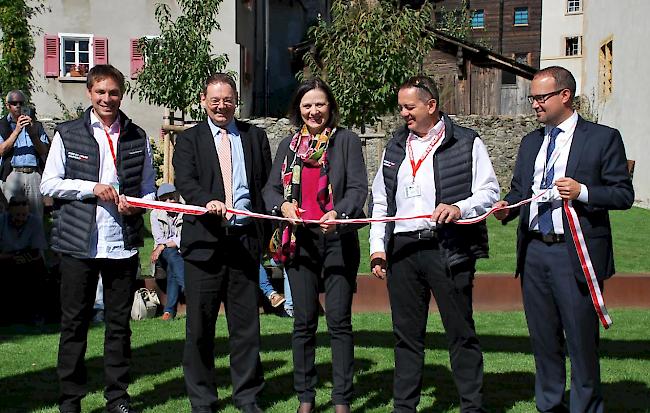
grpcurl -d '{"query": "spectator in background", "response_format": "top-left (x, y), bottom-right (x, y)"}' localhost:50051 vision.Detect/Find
top-left (0, 195), bottom-right (48, 324)
top-left (258, 263), bottom-right (285, 308)
top-left (0, 90), bottom-right (49, 218)
top-left (150, 183), bottom-right (184, 320)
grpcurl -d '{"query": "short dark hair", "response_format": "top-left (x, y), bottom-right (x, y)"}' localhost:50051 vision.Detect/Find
top-left (8, 194), bottom-right (28, 208)
top-left (399, 75), bottom-right (440, 103)
top-left (287, 78), bottom-right (340, 129)
top-left (86, 65), bottom-right (126, 95)
top-left (202, 73), bottom-right (238, 99)
top-left (534, 66), bottom-right (577, 99)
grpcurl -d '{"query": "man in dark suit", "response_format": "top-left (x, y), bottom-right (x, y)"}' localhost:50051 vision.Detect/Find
top-left (494, 66), bottom-right (634, 413)
top-left (173, 73), bottom-right (272, 413)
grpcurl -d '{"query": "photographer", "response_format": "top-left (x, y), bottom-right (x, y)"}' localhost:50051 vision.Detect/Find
top-left (0, 90), bottom-right (49, 218)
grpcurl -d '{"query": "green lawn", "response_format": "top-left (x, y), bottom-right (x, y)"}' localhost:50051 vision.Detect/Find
top-left (1, 310), bottom-right (649, 412)
top-left (357, 206), bottom-right (650, 274)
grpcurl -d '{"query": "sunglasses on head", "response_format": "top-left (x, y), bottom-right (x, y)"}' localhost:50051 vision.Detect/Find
top-left (412, 80), bottom-right (436, 100)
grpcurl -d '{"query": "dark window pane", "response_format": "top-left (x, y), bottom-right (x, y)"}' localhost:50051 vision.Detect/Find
top-left (64, 40), bottom-right (75, 51)
top-left (79, 41), bottom-right (89, 51)
top-left (79, 52), bottom-right (89, 63)
top-left (65, 52), bottom-right (75, 62)
top-left (502, 71), bottom-right (517, 85)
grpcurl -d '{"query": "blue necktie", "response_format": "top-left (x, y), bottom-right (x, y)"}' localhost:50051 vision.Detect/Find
top-left (538, 127), bottom-right (562, 235)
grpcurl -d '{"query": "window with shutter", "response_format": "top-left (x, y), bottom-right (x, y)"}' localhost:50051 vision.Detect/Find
top-left (94, 37), bottom-right (108, 65)
top-left (44, 35), bottom-right (60, 77)
top-left (130, 38), bottom-right (145, 78)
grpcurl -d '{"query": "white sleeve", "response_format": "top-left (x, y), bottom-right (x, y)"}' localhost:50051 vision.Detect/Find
top-left (452, 137), bottom-right (500, 218)
top-left (40, 132), bottom-right (97, 200)
top-left (369, 150), bottom-right (389, 255)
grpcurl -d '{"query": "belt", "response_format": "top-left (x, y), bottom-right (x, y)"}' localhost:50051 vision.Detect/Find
top-left (529, 231), bottom-right (565, 244)
top-left (13, 166), bottom-right (38, 173)
top-left (395, 228), bottom-right (438, 240)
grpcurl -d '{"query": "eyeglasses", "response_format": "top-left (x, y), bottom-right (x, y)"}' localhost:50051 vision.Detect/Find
top-left (8, 101), bottom-right (24, 106)
top-left (527, 89), bottom-right (565, 104)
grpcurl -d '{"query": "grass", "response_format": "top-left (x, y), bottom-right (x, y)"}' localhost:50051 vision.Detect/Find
top-left (1, 310), bottom-right (649, 412)
top-left (357, 206), bottom-right (650, 274)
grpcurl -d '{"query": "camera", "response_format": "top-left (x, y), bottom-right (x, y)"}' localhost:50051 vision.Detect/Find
top-left (20, 105), bottom-right (34, 118)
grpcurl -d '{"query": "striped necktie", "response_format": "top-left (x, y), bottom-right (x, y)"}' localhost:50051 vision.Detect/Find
top-left (538, 126), bottom-right (562, 235)
top-left (216, 128), bottom-right (233, 213)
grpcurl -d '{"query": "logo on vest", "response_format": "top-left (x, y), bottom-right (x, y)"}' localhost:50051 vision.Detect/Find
top-left (129, 149), bottom-right (144, 155)
top-left (67, 151), bottom-right (89, 161)
top-left (383, 159), bottom-right (396, 168)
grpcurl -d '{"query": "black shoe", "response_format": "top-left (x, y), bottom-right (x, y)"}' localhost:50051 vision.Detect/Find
top-left (106, 401), bottom-right (138, 413)
top-left (240, 403), bottom-right (263, 413)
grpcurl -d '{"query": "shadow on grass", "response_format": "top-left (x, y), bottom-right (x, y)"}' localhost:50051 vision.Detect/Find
top-left (1, 329), bottom-right (650, 412)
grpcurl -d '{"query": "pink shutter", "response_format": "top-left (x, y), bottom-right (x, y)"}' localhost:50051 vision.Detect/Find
top-left (44, 35), bottom-right (60, 77)
top-left (130, 38), bottom-right (145, 78)
top-left (93, 37), bottom-right (108, 65)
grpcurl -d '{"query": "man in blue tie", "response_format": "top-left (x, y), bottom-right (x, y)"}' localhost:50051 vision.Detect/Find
top-left (493, 66), bottom-right (634, 413)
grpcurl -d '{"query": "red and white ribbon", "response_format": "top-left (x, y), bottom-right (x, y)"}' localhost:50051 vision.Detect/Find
top-left (126, 190), bottom-right (611, 328)
top-left (563, 200), bottom-right (612, 329)
top-left (127, 190), bottom-right (547, 225)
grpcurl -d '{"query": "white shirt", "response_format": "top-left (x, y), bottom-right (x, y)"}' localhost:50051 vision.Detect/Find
top-left (40, 110), bottom-right (156, 258)
top-left (529, 111), bottom-right (588, 234)
top-left (370, 120), bottom-right (500, 254)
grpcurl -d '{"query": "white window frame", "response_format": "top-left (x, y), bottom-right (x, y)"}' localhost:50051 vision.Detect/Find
top-left (565, 36), bottom-right (582, 56)
top-left (566, 0), bottom-right (582, 14)
top-left (59, 33), bottom-right (94, 77)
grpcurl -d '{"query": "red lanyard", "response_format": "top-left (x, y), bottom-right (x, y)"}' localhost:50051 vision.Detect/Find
top-left (407, 125), bottom-right (445, 181)
top-left (103, 125), bottom-right (120, 168)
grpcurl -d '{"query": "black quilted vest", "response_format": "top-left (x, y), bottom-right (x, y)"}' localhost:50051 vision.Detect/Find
top-left (379, 114), bottom-right (489, 267)
top-left (51, 108), bottom-right (147, 257)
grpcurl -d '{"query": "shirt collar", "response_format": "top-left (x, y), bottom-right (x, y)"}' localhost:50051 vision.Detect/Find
top-left (7, 113), bottom-right (16, 124)
top-left (208, 117), bottom-right (237, 137)
top-left (410, 118), bottom-right (445, 142)
top-left (546, 111), bottom-right (578, 136)
top-left (90, 109), bottom-right (120, 132)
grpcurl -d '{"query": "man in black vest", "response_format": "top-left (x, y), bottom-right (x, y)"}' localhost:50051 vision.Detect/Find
top-left (41, 65), bottom-right (156, 413)
top-left (369, 75), bottom-right (500, 413)
top-left (173, 74), bottom-right (271, 413)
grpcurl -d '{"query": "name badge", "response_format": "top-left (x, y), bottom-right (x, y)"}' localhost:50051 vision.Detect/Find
top-left (405, 182), bottom-right (421, 198)
top-left (534, 187), bottom-right (554, 202)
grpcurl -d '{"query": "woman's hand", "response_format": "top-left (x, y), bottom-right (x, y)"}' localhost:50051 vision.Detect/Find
top-left (281, 200), bottom-right (302, 223)
top-left (319, 210), bottom-right (338, 234)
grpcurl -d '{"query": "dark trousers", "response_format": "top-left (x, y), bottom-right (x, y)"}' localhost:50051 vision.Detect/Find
top-left (286, 227), bottom-right (357, 405)
top-left (182, 234), bottom-right (264, 412)
top-left (522, 239), bottom-right (603, 413)
top-left (57, 254), bottom-right (138, 412)
top-left (387, 235), bottom-right (485, 413)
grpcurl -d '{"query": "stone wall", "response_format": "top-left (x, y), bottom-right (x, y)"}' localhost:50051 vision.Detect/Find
top-left (43, 114), bottom-right (540, 193)
top-left (244, 114), bottom-right (540, 193)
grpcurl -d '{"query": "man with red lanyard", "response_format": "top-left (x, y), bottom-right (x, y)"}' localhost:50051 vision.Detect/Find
top-left (41, 64), bottom-right (156, 413)
top-left (369, 75), bottom-right (499, 413)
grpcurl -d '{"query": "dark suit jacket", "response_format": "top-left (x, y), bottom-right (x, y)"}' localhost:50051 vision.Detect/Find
top-left (262, 128), bottom-right (368, 224)
top-left (173, 119), bottom-right (272, 262)
top-left (503, 116), bottom-right (634, 281)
